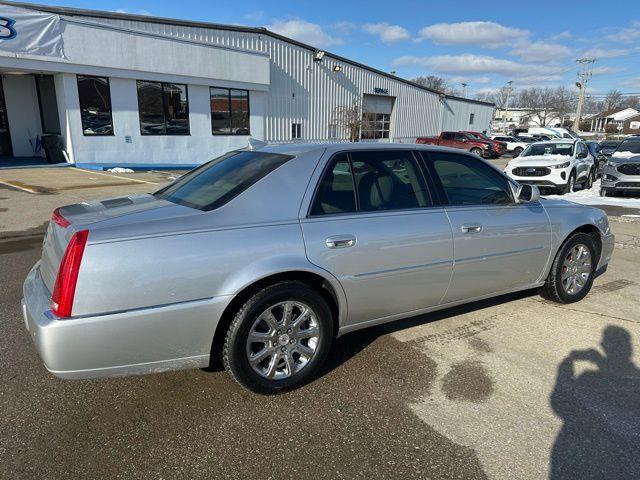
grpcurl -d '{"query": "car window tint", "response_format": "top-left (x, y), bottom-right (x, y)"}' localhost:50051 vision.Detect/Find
top-left (442, 132), bottom-right (454, 140)
top-left (430, 152), bottom-right (513, 206)
top-left (154, 151), bottom-right (292, 211)
top-left (350, 150), bottom-right (431, 212)
top-left (454, 133), bottom-right (467, 141)
top-left (310, 154), bottom-right (357, 216)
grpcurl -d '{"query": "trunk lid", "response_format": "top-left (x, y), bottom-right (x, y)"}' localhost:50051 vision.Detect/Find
top-left (38, 193), bottom-right (199, 292)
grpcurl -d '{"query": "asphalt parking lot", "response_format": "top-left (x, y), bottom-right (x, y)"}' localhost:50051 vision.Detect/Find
top-left (1, 166), bottom-right (640, 479)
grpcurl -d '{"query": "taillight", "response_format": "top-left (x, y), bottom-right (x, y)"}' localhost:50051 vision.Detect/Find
top-left (51, 230), bottom-right (89, 318)
top-left (51, 208), bottom-right (70, 228)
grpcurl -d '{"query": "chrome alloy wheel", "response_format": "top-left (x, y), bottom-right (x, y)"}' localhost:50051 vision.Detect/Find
top-left (245, 301), bottom-right (320, 380)
top-left (561, 244), bottom-right (592, 295)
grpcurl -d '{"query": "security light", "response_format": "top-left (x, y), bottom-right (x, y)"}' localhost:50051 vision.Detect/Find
top-left (314, 50), bottom-right (326, 62)
top-left (332, 65), bottom-right (342, 72)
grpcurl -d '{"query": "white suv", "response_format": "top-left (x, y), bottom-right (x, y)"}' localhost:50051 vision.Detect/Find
top-left (504, 140), bottom-right (596, 194)
top-left (491, 135), bottom-right (529, 157)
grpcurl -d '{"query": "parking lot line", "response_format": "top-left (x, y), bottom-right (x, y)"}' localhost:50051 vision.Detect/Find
top-left (0, 178), bottom-right (53, 194)
top-left (73, 168), bottom-right (159, 185)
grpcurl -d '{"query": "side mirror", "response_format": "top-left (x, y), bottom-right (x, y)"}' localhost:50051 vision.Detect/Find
top-left (516, 183), bottom-right (540, 203)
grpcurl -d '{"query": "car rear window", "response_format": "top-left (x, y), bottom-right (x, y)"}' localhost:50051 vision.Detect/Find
top-left (154, 151), bottom-right (293, 211)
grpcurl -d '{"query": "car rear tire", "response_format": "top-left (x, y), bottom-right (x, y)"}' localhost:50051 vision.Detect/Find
top-left (470, 147), bottom-right (483, 157)
top-left (600, 188), bottom-right (609, 197)
top-left (584, 169), bottom-right (594, 189)
top-left (223, 281), bottom-right (334, 394)
top-left (539, 232), bottom-right (598, 304)
top-left (513, 147), bottom-right (523, 157)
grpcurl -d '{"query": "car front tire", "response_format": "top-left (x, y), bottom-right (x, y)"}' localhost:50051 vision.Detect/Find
top-left (562, 171), bottom-right (576, 195)
top-left (539, 232), bottom-right (598, 304)
top-left (513, 147), bottom-right (523, 157)
top-left (223, 281), bottom-right (334, 394)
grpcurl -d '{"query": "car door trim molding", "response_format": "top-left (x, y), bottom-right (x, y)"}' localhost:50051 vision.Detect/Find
top-left (350, 258), bottom-right (454, 280)
top-left (455, 245), bottom-right (546, 265)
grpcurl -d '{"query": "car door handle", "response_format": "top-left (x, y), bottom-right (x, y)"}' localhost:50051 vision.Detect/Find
top-left (461, 224), bottom-right (482, 234)
top-left (326, 235), bottom-right (357, 249)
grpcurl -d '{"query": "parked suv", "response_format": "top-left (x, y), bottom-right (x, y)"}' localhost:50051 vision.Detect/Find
top-left (600, 137), bottom-right (640, 196)
top-left (504, 140), bottom-right (596, 194)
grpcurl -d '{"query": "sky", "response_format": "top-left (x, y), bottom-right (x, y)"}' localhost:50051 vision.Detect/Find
top-left (32, 0), bottom-right (640, 98)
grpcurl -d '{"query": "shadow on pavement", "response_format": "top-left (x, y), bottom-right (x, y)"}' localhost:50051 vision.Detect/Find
top-left (550, 325), bottom-right (640, 479)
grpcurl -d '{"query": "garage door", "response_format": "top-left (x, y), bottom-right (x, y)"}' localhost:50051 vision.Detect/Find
top-left (362, 94), bottom-right (395, 140)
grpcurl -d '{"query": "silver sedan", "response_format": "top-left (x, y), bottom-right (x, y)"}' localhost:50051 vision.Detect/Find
top-left (22, 143), bottom-right (615, 393)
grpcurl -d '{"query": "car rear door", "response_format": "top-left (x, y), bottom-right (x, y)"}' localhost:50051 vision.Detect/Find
top-left (300, 149), bottom-right (453, 328)
top-left (422, 150), bottom-right (552, 303)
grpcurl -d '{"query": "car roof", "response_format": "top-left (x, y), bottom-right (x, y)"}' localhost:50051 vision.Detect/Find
top-left (253, 142), bottom-right (464, 156)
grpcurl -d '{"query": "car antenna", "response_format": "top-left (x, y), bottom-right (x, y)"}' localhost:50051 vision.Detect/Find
top-left (247, 138), bottom-right (267, 150)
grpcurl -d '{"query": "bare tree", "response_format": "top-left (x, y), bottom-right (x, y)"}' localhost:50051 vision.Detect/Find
top-left (412, 75), bottom-right (448, 93)
top-left (550, 86), bottom-right (577, 127)
top-left (622, 95), bottom-right (640, 110)
top-left (332, 101), bottom-right (373, 142)
top-left (516, 87), bottom-right (556, 126)
top-left (603, 90), bottom-right (624, 110)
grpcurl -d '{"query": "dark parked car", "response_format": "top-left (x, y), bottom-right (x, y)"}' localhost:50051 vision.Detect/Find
top-left (585, 141), bottom-right (604, 175)
top-left (599, 140), bottom-right (621, 159)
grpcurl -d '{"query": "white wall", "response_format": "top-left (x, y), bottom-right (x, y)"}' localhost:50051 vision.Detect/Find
top-left (64, 74), bottom-right (265, 165)
top-left (2, 74), bottom-right (42, 157)
top-left (441, 98), bottom-right (494, 133)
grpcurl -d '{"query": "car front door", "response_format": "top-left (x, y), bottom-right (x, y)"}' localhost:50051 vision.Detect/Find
top-left (300, 150), bottom-right (453, 328)
top-left (423, 150), bottom-right (552, 303)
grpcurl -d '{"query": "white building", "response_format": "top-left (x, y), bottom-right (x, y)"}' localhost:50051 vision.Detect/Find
top-left (493, 107), bottom-right (576, 131)
top-left (0, 2), bottom-right (494, 167)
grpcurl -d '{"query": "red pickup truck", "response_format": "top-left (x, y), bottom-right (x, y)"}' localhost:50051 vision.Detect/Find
top-left (416, 131), bottom-right (497, 158)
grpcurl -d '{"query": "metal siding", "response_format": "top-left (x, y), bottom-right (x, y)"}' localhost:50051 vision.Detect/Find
top-left (66, 15), bottom-right (480, 142)
top-left (441, 98), bottom-right (495, 133)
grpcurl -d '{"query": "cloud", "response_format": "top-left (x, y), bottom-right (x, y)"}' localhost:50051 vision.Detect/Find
top-left (267, 19), bottom-right (342, 48)
top-left (605, 21), bottom-right (640, 43)
top-left (332, 21), bottom-right (357, 34)
top-left (620, 77), bottom-right (640, 88)
top-left (243, 10), bottom-right (265, 22)
top-left (510, 42), bottom-right (573, 63)
top-left (591, 66), bottom-right (625, 75)
top-left (450, 75), bottom-right (491, 85)
top-left (393, 54), bottom-right (565, 78)
top-left (363, 22), bottom-right (410, 43)
top-left (417, 21), bottom-right (529, 48)
top-left (579, 47), bottom-right (630, 59)
top-left (114, 8), bottom-right (152, 16)
top-left (551, 31), bottom-right (573, 40)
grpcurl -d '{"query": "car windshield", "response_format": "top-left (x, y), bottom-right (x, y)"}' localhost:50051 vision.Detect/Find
top-left (521, 143), bottom-right (574, 157)
top-left (615, 139), bottom-right (640, 154)
top-left (601, 141), bottom-right (620, 148)
top-left (154, 151), bottom-right (293, 211)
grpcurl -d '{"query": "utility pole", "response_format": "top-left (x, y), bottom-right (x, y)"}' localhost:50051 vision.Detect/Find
top-left (573, 58), bottom-right (595, 132)
top-left (503, 80), bottom-right (513, 133)
top-left (461, 82), bottom-right (468, 98)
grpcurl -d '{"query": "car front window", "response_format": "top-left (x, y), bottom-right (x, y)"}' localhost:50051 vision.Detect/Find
top-left (616, 140), bottom-right (640, 155)
top-left (154, 151), bottom-right (293, 211)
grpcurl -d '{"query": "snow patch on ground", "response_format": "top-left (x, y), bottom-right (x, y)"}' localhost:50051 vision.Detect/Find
top-left (543, 180), bottom-right (640, 208)
top-left (107, 167), bottom-right (135, 173)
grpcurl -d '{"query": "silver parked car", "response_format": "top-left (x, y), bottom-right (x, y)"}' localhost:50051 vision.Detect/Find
top-left (22, 143), bottom-right (615, 393)
top-left (600, 137), bottom-right (640, 197)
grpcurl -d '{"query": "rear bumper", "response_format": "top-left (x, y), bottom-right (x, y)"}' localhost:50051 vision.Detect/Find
top-left (22, 264), bottom-right (231, 379)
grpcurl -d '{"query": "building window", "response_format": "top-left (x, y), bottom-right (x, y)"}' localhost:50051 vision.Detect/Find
top-left (137, 81), bottom-right (189, 135)
top-left (630, 121), bottom-right (640, 130)
top-left (328, 124), bottom-right (338, 139)
top-left (361, 113), bottom-right (390, 139)
top-left (292, 123), bottom-right (302, 139)
top-left (77, 75), bottom-right (113, 136)
top-left (210, 87), bottom-right (250, 135)
top-left (469, 113), bottom-right (475, 125)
